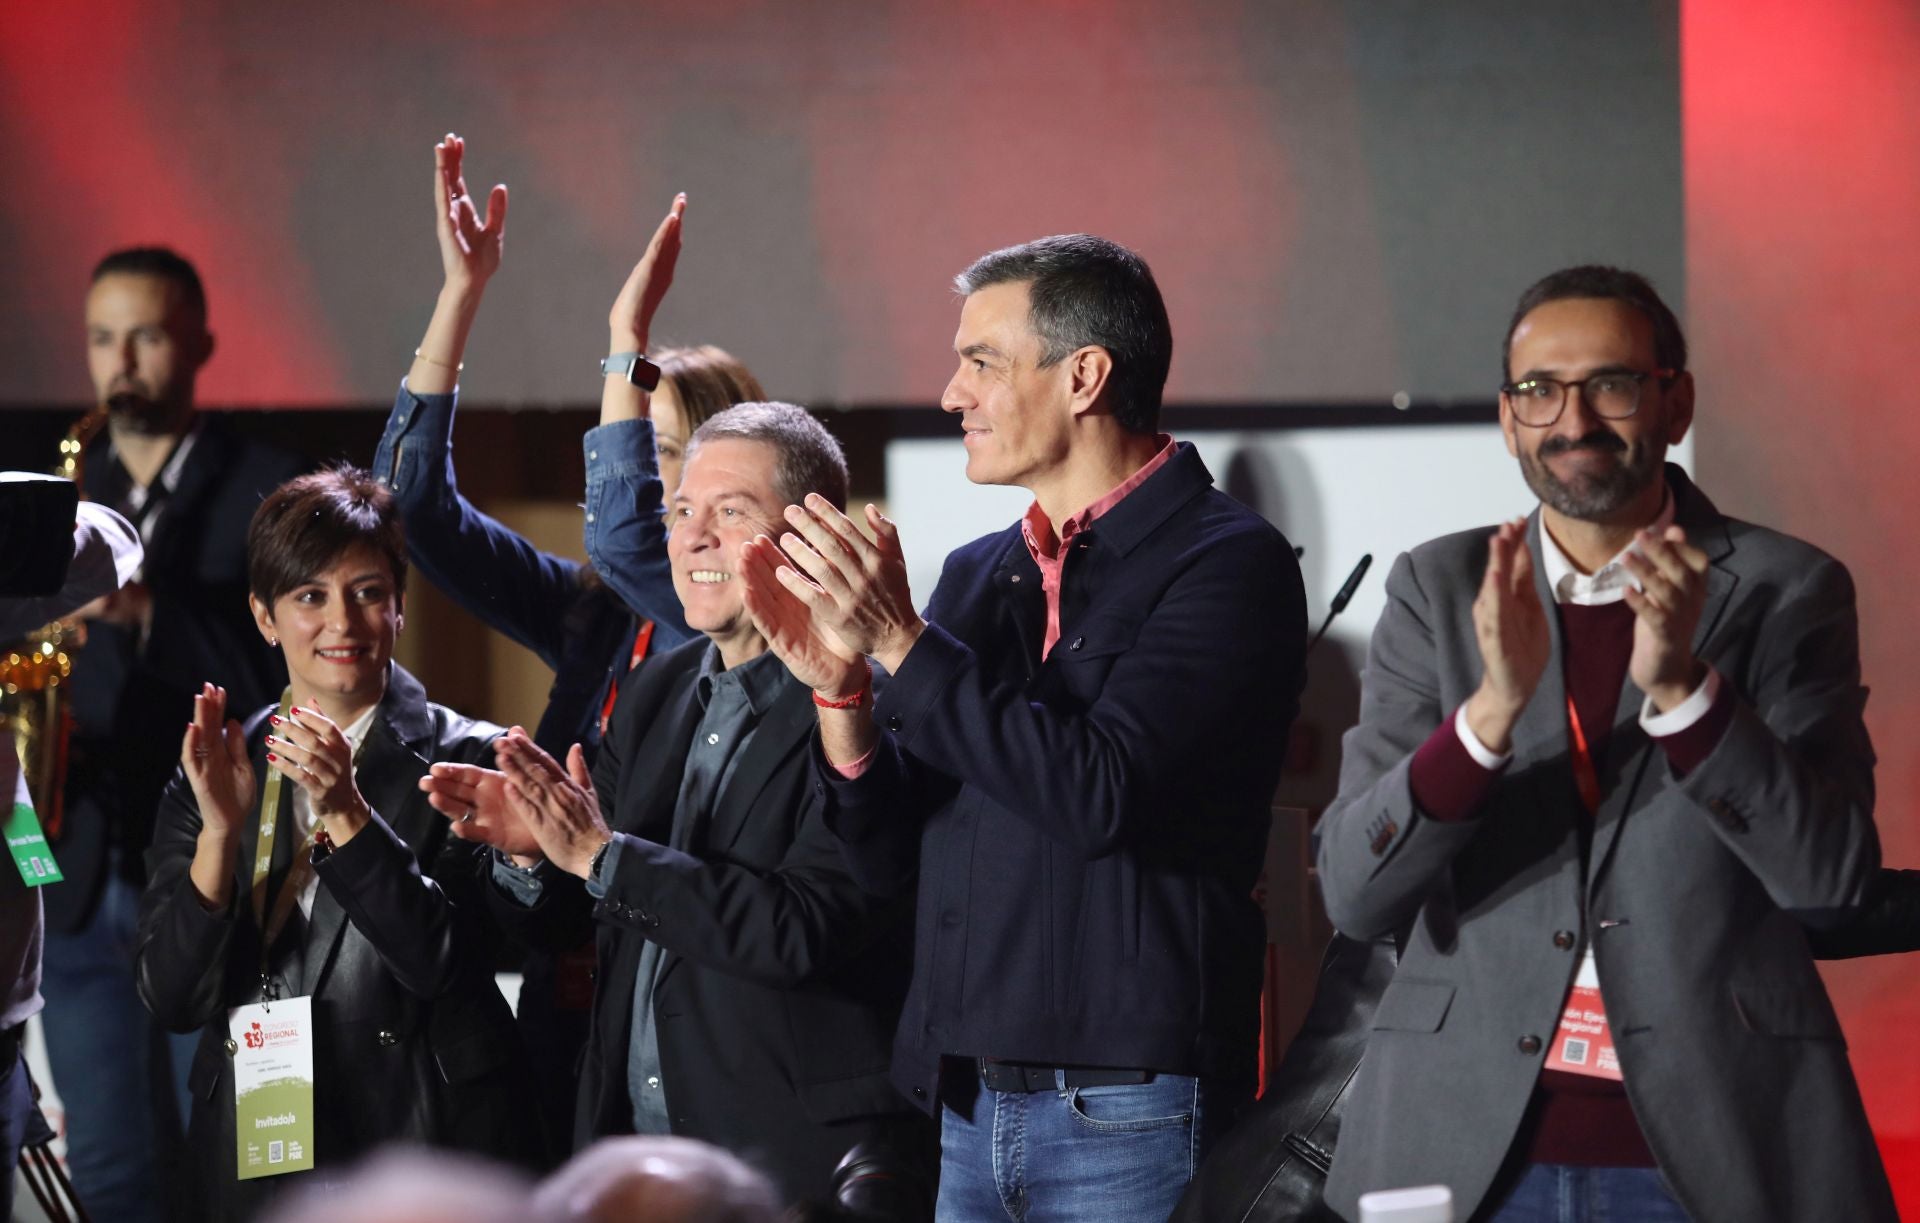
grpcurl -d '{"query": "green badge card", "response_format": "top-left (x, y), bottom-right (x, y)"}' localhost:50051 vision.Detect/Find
top-left (5, 802), bottom-right (62, 886)
top-left (229, 996), bottom-right (316, 1179)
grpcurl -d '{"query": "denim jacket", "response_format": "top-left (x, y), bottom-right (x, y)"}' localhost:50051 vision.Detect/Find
top-left (372, 380), bottom-right (693, 757)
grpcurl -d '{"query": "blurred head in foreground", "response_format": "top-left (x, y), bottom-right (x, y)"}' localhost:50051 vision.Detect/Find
top-left (534, 1135), bottom-right (783, 1223)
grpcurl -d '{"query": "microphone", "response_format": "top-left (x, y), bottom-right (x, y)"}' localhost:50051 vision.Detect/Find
top-left (1308, 553), bottom-right (1373, 653)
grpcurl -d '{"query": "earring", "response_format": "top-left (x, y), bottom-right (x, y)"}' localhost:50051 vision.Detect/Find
top-left (269, 635), bottom-right (279, 648)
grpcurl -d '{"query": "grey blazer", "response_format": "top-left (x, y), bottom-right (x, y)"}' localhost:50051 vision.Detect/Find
top-left (1315, 467), bottom-right (1894, 1223)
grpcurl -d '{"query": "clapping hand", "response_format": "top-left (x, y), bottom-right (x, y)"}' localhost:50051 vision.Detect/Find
top-left (1464, 518), bottom-right (1551, 754)
top-left (421, 752), bottom-right (542, 859)
top-left (754, 495), bottom-right (924, 677)
top-left (1621, 525), bottom-right (1710, 711)
top-left (493, 730), bottom-right (613, 880)
top-left (180, 682), bottom-right (254, 841)
top-left (263, 700), bottom-right (371, 844)
top-left (738, 534), bottom-right (868, 699)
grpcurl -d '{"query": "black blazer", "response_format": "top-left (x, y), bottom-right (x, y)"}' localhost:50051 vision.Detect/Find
top-left (55, 416), bottom-right (306, 931)
top-left (490, 638), bottom-right (920, 1204)
top-left (135, 664), bottom-right (537, 1222)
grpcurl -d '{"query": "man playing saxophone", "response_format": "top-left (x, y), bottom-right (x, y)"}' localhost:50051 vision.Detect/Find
top-left (42, 249), bottom-right (305, 1222)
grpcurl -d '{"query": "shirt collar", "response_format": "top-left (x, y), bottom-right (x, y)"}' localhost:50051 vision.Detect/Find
top-left (1022, 433), bottom-right (1177, 561)
top-left (341, 705), bottom-right (380, 754)
top-left (1538, 482), bottom-right (1676, 606)
top-left (695, 641), bottom-right (787, 716)
top-left (117, 419), bottom-right (204, 510)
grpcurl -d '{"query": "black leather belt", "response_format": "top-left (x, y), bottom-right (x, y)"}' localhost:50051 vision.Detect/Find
top-left (977, 1058), bottom-right (1155, 1093)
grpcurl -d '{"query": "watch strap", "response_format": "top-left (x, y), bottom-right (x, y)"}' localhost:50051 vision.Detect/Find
top-left (600, 351), bottom-right (662, 392)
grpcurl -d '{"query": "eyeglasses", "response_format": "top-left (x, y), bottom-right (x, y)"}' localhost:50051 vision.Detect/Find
top-left (1500, 369), bottom-right (1676, 427)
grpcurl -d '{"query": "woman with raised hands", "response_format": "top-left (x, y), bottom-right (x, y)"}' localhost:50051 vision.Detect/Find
top-left (134, 467), bottom-right (536, 1220)
top-left (371, 132), bottom-right (765, 763)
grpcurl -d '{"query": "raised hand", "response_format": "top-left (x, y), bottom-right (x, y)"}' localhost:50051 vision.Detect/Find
top-left (1464, 518), bottom-right (1551, 754)
top-left (738, 533), bottom-right (867, 697)
top-left (180, 682), bottom-right (254, 840)
top-left (263, 700), bottom-right (372, 844)
top-left (421, 758), bottom-right (542, 858)
top-left (435, 132), bottom-right (509, 294)
top-left (493, 731), bottom-right (612, 879)
top-left (608, 193), bottom-right (686, 351)
top-left (182, 682), bottom-right (256, 908)
top-left (1622, 525), bottom-right (1710, 711)
top-left (770, 496), bottom-right (923, 675)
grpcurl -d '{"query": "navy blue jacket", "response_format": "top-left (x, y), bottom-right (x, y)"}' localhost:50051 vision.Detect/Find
top-left (818, 442), bottom-right (1307, 1110)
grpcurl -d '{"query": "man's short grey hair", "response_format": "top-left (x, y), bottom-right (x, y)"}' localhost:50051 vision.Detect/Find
top-left (953, 233), bottom-right (1172, 435)
top-left (686, 401), bottom-right (849, 511)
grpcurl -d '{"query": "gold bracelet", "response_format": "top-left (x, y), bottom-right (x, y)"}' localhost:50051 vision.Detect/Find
top-left (414, 347), bottom-right (464, 373)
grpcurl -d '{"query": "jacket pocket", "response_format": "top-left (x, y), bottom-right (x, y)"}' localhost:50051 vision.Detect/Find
top-left (1730, 984), bottom-right (1847, 1044)
top-left (1057, 609), bottom-right (1144, 661)
top-left (1370, 978), bottom-right (1455, 1033)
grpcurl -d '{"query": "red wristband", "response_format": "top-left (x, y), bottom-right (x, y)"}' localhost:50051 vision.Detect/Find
top-left (813, 662), bottom-right (873, 709)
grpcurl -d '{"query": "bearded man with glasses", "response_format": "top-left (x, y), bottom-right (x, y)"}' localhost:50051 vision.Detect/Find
top-left (1315, 265), bottom-right (1895, 1222)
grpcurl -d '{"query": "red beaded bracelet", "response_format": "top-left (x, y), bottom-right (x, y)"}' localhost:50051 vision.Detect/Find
top-left (812, 662), bottom-right (873, 709)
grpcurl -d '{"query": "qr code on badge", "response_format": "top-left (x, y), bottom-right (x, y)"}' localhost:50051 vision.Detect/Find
top-left (1562, 1038), bottom-right (1590, 1065)
top-left (268, 1140), bottom-right (285, 1163)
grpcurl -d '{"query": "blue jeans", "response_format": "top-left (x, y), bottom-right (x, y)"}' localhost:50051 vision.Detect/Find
top-left (1488, 1163), bottom-right (1691, 1222)
top-left (40, 871), bottom-right (195, 1223)
top-left (935, 1066), bottom-right (1242, 1222)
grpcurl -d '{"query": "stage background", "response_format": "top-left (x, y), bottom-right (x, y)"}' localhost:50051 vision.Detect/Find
top-left (0, 0), bottom-right (1679, 407)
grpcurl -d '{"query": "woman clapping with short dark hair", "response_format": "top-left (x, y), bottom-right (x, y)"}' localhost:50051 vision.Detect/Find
top-left (134, 466), bottom-right (537, 1220)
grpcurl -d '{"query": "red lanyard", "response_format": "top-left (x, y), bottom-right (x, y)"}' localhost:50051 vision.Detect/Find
top-left (599, 620), bottom-right (656, 734)
top-left (1566, 694), bottom-right (1602, 814)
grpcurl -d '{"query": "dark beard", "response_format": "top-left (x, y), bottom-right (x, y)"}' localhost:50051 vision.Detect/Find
top-left (1518, 430), bottom-right (1663, 521)
top-left (105, 392), bottom-right (189, 437)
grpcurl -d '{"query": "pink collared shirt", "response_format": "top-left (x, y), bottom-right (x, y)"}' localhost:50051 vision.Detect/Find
top-left (1020, 434), bottom-right (1178, 660)
top-left (829, 434), bottom-right (1178, 780)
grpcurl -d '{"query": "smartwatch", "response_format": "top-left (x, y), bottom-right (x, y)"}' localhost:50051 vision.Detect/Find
top-left (600, 351), bottom-right (662, 392)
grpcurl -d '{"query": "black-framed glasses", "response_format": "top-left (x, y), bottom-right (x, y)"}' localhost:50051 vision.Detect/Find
top-left (1500, 369), bottom-right (1676, 427)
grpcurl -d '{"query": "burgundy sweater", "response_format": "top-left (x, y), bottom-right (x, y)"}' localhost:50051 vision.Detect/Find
top-left (1406, 601), bottom-right (1734, 1166)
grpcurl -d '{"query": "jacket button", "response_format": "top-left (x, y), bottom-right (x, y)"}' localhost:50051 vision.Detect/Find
top-left (378, 1030), bottom-right (399, 1047)
top-left (224, 1038), bottom-right (238, 1056)
top-left (1009, 574), bottom-right (1022, 583)
top-left (1553, 930), bottom-right (1575, 950)
top-left (912, 1086), bottom-right (926, 1099)
top-left (1518, 1034), bottom-right (1542, 1055)
top-left (1069, 637), bottom-right (1084, 651)
top-left (886, 714), bottom-right (903, 732)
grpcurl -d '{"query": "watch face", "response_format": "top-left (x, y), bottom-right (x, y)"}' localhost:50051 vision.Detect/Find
top-left (603, 354), bottom-right (658, 390)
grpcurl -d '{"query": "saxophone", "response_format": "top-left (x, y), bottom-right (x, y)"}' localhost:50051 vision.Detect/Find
top-left (0, 407), bottom-right (109, 837)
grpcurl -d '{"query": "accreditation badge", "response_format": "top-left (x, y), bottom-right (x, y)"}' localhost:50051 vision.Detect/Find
top-left (229, 996), bottom-right (316, 1179)
top-left (1544, 949), bottom-right (1623, 1081)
